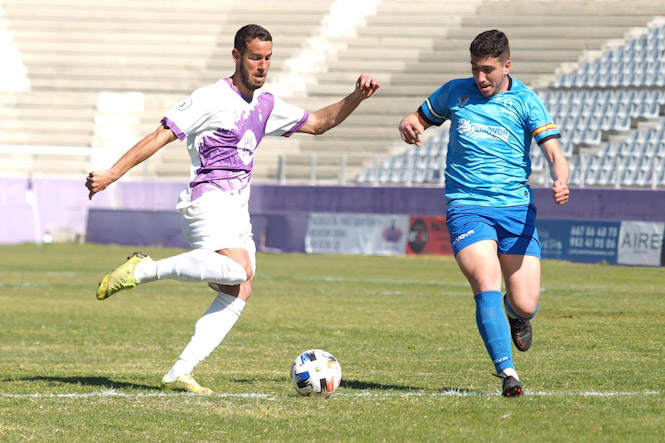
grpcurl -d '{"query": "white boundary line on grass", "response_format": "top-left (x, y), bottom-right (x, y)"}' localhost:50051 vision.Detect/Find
top-left (0, 390), bottom-right (660, 399)
top-left (0, 391), bottom-right (274, 399)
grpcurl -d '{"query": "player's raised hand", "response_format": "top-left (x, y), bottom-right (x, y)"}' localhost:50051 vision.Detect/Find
top-left (398, 113), bottom-right (425, 146)
top-left (552, 180), bottom-right (570, 205)
top-left (355, 74), bottom-right (380, 100)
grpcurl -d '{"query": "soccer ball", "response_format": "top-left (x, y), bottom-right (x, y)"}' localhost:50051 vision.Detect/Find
top-left (290, 349), bottom-right (342, 397)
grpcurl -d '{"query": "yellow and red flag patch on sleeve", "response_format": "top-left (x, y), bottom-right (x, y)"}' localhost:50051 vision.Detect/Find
top-left (532, 123), bottom-right (557, 137)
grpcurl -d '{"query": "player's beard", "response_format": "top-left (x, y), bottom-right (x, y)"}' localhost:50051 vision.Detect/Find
top-left (239, 62), bottom-right (266, 92)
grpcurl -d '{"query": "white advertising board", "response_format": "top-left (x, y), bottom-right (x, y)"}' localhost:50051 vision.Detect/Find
top-left (617, 221), bottom-right (664, 266)
top-left (305, 213), bottom-right (409, 256)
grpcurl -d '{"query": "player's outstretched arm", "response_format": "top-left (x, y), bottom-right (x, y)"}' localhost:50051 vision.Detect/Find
top-left (297, 74), bottom-right (380, 135)
top-left (398, 112), bottom-right (431, 147)
top-left (540, 138), bottom-right (570, 205)
top-left (86, 125), bottom-right (177, 200)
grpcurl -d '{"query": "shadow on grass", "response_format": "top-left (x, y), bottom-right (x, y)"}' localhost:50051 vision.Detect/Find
top-left (4, 376), bottom-right (160, 391)
top-left (341, 379), bottom-right (420, 391)
top-left (342, 379), bottom-right (481, 395)
top-left (231, 377), bottom-right (424, 392)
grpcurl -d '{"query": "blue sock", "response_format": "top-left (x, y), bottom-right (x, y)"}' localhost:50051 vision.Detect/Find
top-left (475, 290), bottom-right (513, 374)
top-left (504, 294), bottom-right (539, 320)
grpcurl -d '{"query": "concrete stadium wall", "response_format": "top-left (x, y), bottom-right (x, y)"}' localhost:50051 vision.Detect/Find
top-left (1, 177), bottom-right (664, 249)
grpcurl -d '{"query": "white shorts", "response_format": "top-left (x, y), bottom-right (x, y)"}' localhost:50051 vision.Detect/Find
top-left (176, 186), bottom-right (256, 272)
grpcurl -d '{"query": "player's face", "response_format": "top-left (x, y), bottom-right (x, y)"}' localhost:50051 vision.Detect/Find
top-left (234, 39), bottom-right (272, 93)
top-left (471, 55), bottom-right (511, 97)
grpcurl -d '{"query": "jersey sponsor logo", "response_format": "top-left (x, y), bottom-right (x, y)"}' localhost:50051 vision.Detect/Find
top-left (457, 118), bottom-right (510, 142)
top-left (237, 130), bottom-right (258, 165)
top-left (176, 97), bottom-right (193, 111)
top-left (458, 94), bottom-right (469, 107)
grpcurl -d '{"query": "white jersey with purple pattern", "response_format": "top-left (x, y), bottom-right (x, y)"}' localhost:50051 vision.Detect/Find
top-left (162, 78), bottom-right (309, 201)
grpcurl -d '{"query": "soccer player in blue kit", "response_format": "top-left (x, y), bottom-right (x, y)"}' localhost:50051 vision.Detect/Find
top-left (399, 30), bottom-right (570, 397)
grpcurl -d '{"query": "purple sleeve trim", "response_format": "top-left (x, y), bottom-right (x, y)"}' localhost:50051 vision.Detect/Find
top-left (282, 112), bottom-right (310, 137)
top-left (161, 117), bottom-right (186, 141)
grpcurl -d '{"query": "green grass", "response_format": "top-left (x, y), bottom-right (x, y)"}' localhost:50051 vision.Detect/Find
top-left (0, 243), bottom-right (664, 441)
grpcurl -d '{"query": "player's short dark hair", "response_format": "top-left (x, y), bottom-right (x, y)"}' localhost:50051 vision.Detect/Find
top-left (470, 30), bottom-right (510, 61)
top-left (234, 24), bottom-right (272, 54)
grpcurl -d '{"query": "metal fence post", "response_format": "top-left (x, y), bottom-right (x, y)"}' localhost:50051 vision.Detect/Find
top-left (340, 154), bottom-right (347, 185)
top-left (310, 154), bottom-right (317, 184)
top-left (278, 155), bottom-right (286, 184)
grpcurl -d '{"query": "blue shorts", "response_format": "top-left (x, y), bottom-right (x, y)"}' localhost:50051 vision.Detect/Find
top-left (446, 204), bottom-right (541, 258)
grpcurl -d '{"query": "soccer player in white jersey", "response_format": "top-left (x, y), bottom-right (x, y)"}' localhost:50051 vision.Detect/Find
top-left (86, 24), bottom-right (380, 394)
top-left (398, 30), bottom-right (569, 397)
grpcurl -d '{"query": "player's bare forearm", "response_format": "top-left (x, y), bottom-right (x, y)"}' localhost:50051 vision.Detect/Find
top-left (86, 125), bottom-right (176, 199)
top-left (550, 161), bottom-right (570, 205)
top-left (306, 95), bottom-right (361, 136)
top-left (549, 157), bottom-right (569, 184)
top-left (540, 138), bottom-right (570, 205)
top-left (299, 74), bottom-right (380, 135)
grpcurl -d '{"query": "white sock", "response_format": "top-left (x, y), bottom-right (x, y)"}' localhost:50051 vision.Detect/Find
top-left (501, 367), bottom-right (519, 381)
top-left (134, 249), bottom-right (247, 285)
top-left (163, 292), bottom-right (246, 382)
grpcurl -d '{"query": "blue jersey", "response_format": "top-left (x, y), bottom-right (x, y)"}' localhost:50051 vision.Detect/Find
top-left (418, 77), bottom-right (560, 207)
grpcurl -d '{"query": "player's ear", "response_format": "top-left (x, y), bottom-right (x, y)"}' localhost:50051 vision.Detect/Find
top-left (232, 48), bottom-right (240, 65)
top-left (504, 59), bottom-right (511, 74)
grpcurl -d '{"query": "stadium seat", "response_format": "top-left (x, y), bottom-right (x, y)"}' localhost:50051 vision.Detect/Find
top-left (560, 141), bottom-right (574, 156)
top-left (530, 153), bottom-right (545, 171)
top-left (597, 168), bottom-right (616, 187)
top-left (583, 129), bottom-right (602, 145)
top-left (4, 0), bottom-right (665, 185)
top-left (378, 168), bottom-right (391, 184)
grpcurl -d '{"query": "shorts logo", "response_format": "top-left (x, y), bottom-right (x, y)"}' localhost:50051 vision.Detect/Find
top-left (176, 98), bottom-right (193, 111)
top-left (452, 229), bottom-right (475, 246)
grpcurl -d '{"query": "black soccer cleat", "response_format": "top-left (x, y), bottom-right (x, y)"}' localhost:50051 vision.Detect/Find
top-left (508, 315), bottom-right (532, 352)
top-left (494, 373), bottom-right (523, 398)
top-left (504, 295), bottom-right (532, 352)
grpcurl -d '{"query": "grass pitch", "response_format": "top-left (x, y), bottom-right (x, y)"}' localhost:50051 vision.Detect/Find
top-left (0, 243), bottom-right (663, 441)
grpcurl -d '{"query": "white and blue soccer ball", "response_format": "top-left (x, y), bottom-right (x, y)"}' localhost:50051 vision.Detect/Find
top-left (290, 349), bottom-right (342, 397)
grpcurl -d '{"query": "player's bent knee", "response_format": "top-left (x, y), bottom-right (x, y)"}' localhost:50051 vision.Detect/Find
top-left (508, 293), bottom-right (539, 318)
top-left (217, 281), bottom-right (252, 301)
top-left (240, 281), bottom-right (252, 300)
top-left (243, 263), bottom-right (254, 282)
top-left (523, 301), bottom-right (539, 318)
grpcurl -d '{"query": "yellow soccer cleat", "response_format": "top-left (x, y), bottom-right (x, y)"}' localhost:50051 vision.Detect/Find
top-left (96, 252), bottom-right (152, 301)
top-left (161, 374), bottom-right (213, 394)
